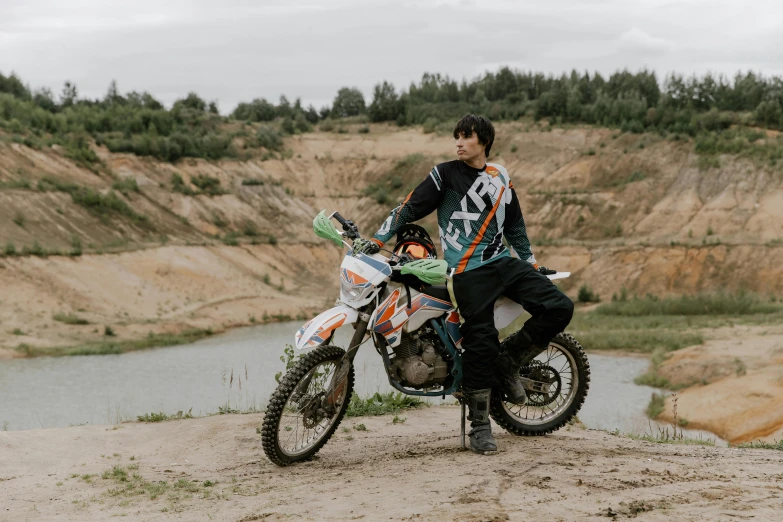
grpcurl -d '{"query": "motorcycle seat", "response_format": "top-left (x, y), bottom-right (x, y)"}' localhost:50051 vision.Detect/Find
top-left (422, 284), bottom-right (452, 304)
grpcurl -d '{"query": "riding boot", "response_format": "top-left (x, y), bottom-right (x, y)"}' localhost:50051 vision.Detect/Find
top-left (464, 388), bottom-right (498, 455)
top-left (495, 328), bottom-right (539, 405)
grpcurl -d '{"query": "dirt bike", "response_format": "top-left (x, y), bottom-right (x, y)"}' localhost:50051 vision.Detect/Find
top-left (261, 211), bottom-right (590, 466)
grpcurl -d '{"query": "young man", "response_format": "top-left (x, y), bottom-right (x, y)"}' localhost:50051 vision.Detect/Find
top-left (353, 114), bottom-right (574, 454)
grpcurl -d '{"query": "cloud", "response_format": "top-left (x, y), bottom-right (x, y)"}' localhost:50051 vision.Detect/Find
top-left (1, 0), bottom-right (783, 112)
top-left (618, 27), bottom-right (676, 53)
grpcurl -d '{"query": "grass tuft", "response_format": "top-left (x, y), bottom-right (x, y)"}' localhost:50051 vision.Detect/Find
top-left (101, 464), bottom-right (171, 500)
top-left (735, 439), bottom-right (783, 451)
top-left (15, 328), bottom-right (215, 357)
top-left (53, 313), bottom-right (90, 325)
top-left (645, 393), bottom-right (665, 419)
top-left (346, 392), bottom-right (425, 417)
top-left (137, 412), bottom-right (169, 423)
top-left (596, 292), bottom-right (780, 316)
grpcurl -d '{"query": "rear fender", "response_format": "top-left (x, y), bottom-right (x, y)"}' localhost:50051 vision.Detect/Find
top-left (294, 305), bottom-right (358, 350)
top-left (493, 271), bottom-right (571, 329)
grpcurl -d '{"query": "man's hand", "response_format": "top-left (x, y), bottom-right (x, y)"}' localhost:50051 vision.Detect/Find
top-left (353, 238), bottom-right (380, 256)
top-left (537, 265), bottom-right (557, 275)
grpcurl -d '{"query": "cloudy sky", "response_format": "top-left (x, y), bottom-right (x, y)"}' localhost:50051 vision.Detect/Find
top-left (2, 0), bottom-right (782, 112)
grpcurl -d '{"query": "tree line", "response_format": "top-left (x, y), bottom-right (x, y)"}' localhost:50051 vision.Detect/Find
top-left (2, 67), bottom-right (783, 163)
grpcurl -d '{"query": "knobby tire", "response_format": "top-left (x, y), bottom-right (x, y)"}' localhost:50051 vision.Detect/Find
top-left (261, 345), bottom-right (354, 466)
top-left (490, 332), bottom-right (590, 436)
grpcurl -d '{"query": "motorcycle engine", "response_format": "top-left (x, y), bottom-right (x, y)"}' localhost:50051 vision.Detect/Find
top-left (389, 329), bottom-right (449, 389)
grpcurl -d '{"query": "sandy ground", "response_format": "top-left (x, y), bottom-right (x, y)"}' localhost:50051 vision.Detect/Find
top-left (2, 407), bottom-right (782, 522)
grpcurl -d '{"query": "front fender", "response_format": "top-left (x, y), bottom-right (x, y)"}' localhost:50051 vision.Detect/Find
top-left (294, 304), bottom-right (359, 350)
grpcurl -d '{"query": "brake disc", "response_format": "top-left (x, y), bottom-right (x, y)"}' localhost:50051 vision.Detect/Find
top-left (521, 361), bottom-right (562, 407)
top-left (300, 393), bottom-right (327, 429)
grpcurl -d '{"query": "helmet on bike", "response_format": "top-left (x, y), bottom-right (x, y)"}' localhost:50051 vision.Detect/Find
top-left (393, 224), bottom-right (437, 260)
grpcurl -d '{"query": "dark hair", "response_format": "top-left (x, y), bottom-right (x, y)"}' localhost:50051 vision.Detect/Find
top-left (453, 114), bottom-right (495, 158)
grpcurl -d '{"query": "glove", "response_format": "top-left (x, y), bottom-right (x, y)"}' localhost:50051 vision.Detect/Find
top-left (537, 265), bottom-right (557, 275)
top-left (353, 238), bottom-right (380, 256)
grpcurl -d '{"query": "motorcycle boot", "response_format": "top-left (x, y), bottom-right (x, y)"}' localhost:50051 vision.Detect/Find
top-left (463, 388), bottom-right (498, 455)
top-left (495, 328), bottom-right (540, 405)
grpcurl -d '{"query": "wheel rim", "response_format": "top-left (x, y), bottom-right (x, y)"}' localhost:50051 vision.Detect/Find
top-left (501, 341), bottom-right (579, 425)
top-left (277, 359), bottom-right (347, 457)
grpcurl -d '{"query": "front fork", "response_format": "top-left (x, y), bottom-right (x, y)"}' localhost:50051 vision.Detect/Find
top-left (323, 315), bottom-right (369, 411)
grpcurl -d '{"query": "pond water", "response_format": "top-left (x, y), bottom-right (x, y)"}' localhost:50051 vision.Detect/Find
top-left (0, 322), bottom-right (723, 444)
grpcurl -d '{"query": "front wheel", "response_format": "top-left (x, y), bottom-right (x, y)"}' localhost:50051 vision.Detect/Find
top-left (490, 332), bottom-right (590, 436)
top-left (261, 345), bottom-right (354, 466)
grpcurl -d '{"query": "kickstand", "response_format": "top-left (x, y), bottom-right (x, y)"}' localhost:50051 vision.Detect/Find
top-left (460, 400), bottom-right (467, 450)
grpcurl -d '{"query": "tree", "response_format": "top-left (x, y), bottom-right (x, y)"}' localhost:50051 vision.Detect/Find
top-left (105, 80), bottom-right (123, 105)
top-left (174, 92), bottom-right (207, 111)
top-left (232, 98), bottom-right (276, 122)
top-left (0, 72), bottom-right (31, 100)
top-left (277, 95), bottom-right (292, 119)
top-left (304, 104), bottom-right (319, 123)
top-left (368, 81), bottom-right (399, 122)
top-left (141, 92), bottom-right (163, 110)
top-left (331, 87), bottom-right (365, 118)
top-left (33, 88), bottom-right (57, 112)
top-left (60, 81), bottom-right (78, 108)
top-left (755, 101), bottom-right (783, 127)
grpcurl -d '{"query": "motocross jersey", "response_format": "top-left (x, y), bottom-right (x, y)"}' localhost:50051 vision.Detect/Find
top-left (370, 160), bottom-right (535, 274)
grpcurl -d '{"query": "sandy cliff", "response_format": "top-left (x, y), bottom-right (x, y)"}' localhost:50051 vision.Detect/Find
top-left (1, 123), bottom-right (782, 356)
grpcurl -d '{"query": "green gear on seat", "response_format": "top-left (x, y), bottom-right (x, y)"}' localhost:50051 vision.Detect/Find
top-left (400, 259), bottom-right (448, 285)
top-left (313, 210), bottom-right (344, 247)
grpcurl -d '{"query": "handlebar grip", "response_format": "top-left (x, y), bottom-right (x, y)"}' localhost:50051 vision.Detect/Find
top-left (332, 212), bottom-right (348, 226)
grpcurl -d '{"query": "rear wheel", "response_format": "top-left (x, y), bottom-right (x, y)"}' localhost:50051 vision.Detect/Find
top-left (261, 345), bottom-right (354, 466)
top-left (490, 332), bottom-right (590, 436)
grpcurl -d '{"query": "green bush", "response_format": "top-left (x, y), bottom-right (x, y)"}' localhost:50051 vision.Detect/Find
top-left (191, 174), bottom-right (224, 196)
top-left (53, 313), bottom-right (89, 325)
top-left (596, 292), bottom-right (779, 316)
top-left (22, 241), bottom-right (46, 257)
top-left (222, 233), bottom-right (239, 246)
top-left (70, 188), bottom-right (150, 227)
top-left (241, 220), bottom-right (259, 236)
top-left (646, 393), bottom-right (665, 419)
top-left (69, 235), bottom-right (82, 257)
top-left (422, 117), bottom-right (439, 134)
top-left (241, 178), bottom-right (264, 186)
top-left (577, 285), bottom-right (600, 303)
top-left (111, 177), bottom-right (139, 194)
top-left (137, 412), bottom-right (169, 423)
top-left (256, 126), bottom-right (283, 151)
top-left (346, 392), bottom-right (425, 417)
top-left (171, 173), bottom-right (193, 195)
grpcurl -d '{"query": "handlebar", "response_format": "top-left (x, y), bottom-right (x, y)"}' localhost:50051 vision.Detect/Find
top-left (332, 212), bottom-right (348, 226)
top-left (331, 212), bottom-right (360, 239)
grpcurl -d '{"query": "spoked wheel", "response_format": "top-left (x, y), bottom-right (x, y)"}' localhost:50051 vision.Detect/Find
top-left (261, 345), bottom-right (354, 466)
top-left (490, 332), bottom-right (590, 436)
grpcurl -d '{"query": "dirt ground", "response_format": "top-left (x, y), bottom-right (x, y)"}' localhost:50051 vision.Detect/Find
top-left (2, 407), bottom-right (782, 522)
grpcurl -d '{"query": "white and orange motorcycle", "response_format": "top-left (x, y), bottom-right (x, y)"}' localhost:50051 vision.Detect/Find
top-left (261, 211), bottom-right (590, 466)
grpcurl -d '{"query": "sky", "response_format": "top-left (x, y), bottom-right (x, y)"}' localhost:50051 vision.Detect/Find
top-left (2, 0), bottom-right (782, 113)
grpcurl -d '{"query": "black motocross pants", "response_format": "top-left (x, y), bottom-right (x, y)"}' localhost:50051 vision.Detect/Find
top-left (452, 256), bottom-right (574, 390)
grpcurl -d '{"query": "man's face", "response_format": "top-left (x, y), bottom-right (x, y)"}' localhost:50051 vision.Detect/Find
top-left (455, 131), bottom-right (485, 163)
